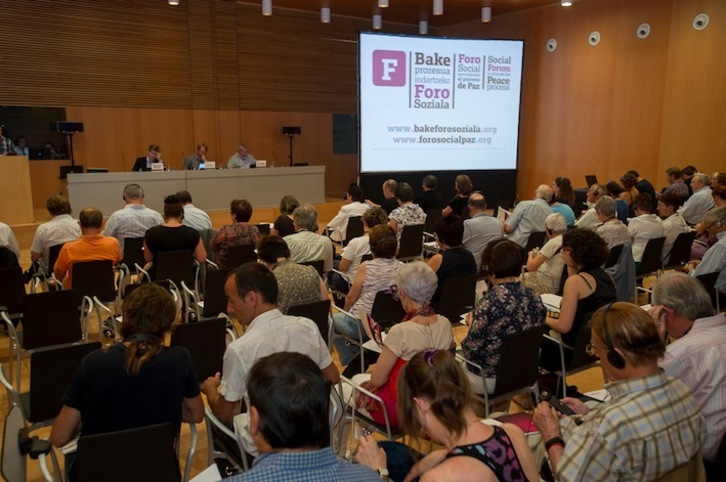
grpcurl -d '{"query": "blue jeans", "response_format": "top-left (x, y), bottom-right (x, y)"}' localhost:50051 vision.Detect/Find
top-left (332, 311), bottom-right (368, 366)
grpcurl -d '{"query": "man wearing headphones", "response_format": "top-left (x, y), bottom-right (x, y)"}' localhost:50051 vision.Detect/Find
top-left (532, 302), bottom-right (704, 481)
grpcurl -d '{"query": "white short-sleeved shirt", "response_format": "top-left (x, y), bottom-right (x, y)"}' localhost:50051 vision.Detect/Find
top-left (340, 234), bottom-right (371, 284)
top-left (30, 214), bottom-right (81, 270)
top-left (384, 314), bottom-right (453, 360)
top-left (220, 309), bottom-right (332, 402)
top-left (628, 214), bottom-right (664, 262)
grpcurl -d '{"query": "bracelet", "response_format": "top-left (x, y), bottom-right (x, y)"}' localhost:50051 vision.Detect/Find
top-left (544, 436), bottom-right (566, 451)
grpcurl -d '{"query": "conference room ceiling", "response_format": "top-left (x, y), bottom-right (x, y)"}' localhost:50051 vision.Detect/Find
top-left (243, 1), bottom-right (560, 27)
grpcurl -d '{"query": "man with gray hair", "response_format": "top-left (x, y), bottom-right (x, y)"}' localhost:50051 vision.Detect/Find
top-left (503, 184), bottom-right (553, 247)
top-left (227, 143), bottom-right (256, 169)
top-left (650, 271), bottom-right (726, 463)
top-left (575, 183), bottom-right (607, 230)
top-left (103, 183), bottom-right (163, 252)
top-left (284, 205), bottom-right (333, 272)
top-left (523, 212), bottom-right (566, 294)
top-left (681, 172), bottom-right (714, 225)
top-left (687, 207), bottom-right (726, 294)
top-left (462, 192), bottom-right (503, 270)
top-left (594, 196), bottom-right (631, 250)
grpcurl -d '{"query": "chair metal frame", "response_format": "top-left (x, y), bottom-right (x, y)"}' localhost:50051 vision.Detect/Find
top-left (457, 325), bottom-right (545, 417)
top-left (635, 236), bottom-right (666, 302)
top-left (69, 259), bottom-right (128, 340)
top-left (339, 376), bottom-right (401, 443)
top-left (541, 326), bottom-right (600, 399)
top-left (204, 407), bottom-right (250, 475)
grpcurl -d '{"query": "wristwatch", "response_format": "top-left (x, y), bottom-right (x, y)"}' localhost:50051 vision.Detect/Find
top-left (378, 467), bottom-right (390, 480)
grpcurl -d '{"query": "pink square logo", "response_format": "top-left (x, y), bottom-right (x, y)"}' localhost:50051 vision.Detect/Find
top-left (372, 50), bottom-right (406, 86)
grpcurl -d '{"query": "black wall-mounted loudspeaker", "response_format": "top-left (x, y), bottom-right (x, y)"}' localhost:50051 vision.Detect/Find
top-left (281, 126), bottom-right (301, 135)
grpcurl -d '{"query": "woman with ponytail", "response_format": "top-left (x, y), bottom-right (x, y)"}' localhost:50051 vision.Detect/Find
top-left (356, 350), bottom-right (538, 482)
top-left (51, 283), bottom-right (204, 480)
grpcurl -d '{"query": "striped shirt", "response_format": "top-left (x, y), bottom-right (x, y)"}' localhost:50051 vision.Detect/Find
top-left (660, 314), bottom-right (726, 461)
top-left (102, 204), bottom-right (163, 252)
top-left (691, 230), bottom-right (726, 293)
top-left (349, 257), bottom-right (401, 319)
top-left (557, 371), bottom-right (704, 482)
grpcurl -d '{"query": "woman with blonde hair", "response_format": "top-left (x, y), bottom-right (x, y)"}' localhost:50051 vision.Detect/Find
top-left (356, 349), bottom-right (538, 482)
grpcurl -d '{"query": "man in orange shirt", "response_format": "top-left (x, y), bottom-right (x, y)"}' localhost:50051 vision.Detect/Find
top-left (54, 208), bottom-right (121, 288)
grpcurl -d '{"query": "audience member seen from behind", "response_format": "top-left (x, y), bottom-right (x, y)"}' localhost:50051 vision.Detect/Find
top-left (356, 350), bottom-right (538, 482)
top-left (627, 193), bottom-right (664, 270)
top-left (604, 181), bottom-right (629, 224)
top-left (30, 195), bottom-right (80, 274)
top-left (54, 208), bottom-right (122, 289)
top-left (284, 204), bottom-right (334, 272)
top-left (550, 177), bottom-right (576, 226)
top-left (50, 283), bottom-right (204, 481)
top-left (329, 207), bottom-right (388, 294)
top-left (523, 213), bottom-right (567, 295)
top-left (462, 191), bottom-right (504, 272)
top-left (332, 224), bottom-right (402, 367)
top-left (594, 196), bottom-right (631, 250)
top-left (426, 214), bottom-right (476, 305)
top-left (326, 185), bottom-right (370, 243)
top-left (225, 352), bottom-right (380, 482)
top-left (619, 172), bottom-right (639, 208)
top-left (388, 182), bottom-right (426, 241)
top-left (681, 172), bottom-right (715, 226)
top-left (533, 303), bottom-right (704, 481)
top-left (175, 189), bottom-right (213, 232)
top-left (542, 228), bottom-right (616, 368)
top-left (0, 220), bottom-right (21, 263)
top-left (347, 262), bottom-right (453, 429)
top-left (102, 183), bottom-right (163, 253)
top-left (414, 174), bottom-right (445, 212)
top-left (143, 195), bottom-right (207, 279)
top-left (257, 235), bottom-right (327, 314)
top-left (442, 174), bottom-right (473, 218)
top-left (685, 207), bottom-right (726, 294)
top-left (657, 192), bottom-right (690, 264)
top-left (462, 239), bottom-right (546, 394)
top-left (271, 195), bottom-right (299, 238)
top-left (503, 184), bottom-right (553, 248)
top-left (212, 199), bottom-right (261, 268)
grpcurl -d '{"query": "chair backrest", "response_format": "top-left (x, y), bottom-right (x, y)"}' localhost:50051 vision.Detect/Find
top-left (71, 260), bottom-right (116, 302)
top-left (124, 279), bottom-right (174, 298)
top-left (369, 290), bottom-right (407, 331)
top-left (202, 268), bottom-right (233, 318)
top-left (256, 223), bottom-right (271, 236)
top-left (47, 243), bottom-right (65, 273)
top-left (21, 290), bottom-right (84, 350)
top-left (397, 224), bottom-right (425, 260)
top-left (28, 342), bottom-right (101, 423)
top-left (343, 216), bottom-right (364, 246)
top-left (300, 259), bottom-right (324, 276)
top-left (171, 317), bottom-right (226, 383)
top-left (0, 246), bottom-right (19, 269)
top-left (524, 231), bottom-right (547, 252)
top-left (639, 236), bottom-right (666, 275)
top-left (492, 325), bottom-right (545, 397)
top-left (567, 319), bottom-right (599, 372)
top-left (204, 409), bottom-right (249, 474)
top-left (0, 266), bottom-right (26, 315)
top-left (604, 244), bottom-right (624, 268)
top-left (424, 208), bottom-right (442, 234)
top-left (287, 299), bottom-right (331, 344)
top-left (437, 273), bottom-right (478, 325)
top-left (199, 228), bottom-right (218, 264)
top-left (696, 271), bottom-right (721, 310)
top-left (222, 244), bottom-right (257, 268)
top-left (155, 251), bottom-right (195, 287)
top-left (76, 423), bottom-right (180, 482)
top-left (122, 237), bottom-right (146, 270)
top-left (664, 231), bottom-right (696, 268)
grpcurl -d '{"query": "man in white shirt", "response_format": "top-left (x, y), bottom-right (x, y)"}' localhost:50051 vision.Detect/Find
top-left (326, 185), bottom-right (369, 243)
top-left (650, 272), bottom-right (726, 463)
top-left (103, 183), bottom-right (163, 252)
top-left (0, 221), bottom-right (20, 261)
top-left (657, 192), bottom-right (690, 264)
top-left (503, 184), bottom-right (553, 247)
top-left (175, 190), bottom-right (212, 231)
top-left (628, 193), bottom-right (664, 267)
top-left (284, 205), bottom-right (334, 272)
top-left (30, 195), bottom-right (81, 273)
top-left (681, 173), bottom-right (714, 225)
top-left (462, 192), bottom-right (504, 270)
top-left (575, 184), bottom-right (607, 230)
top-left (201, 263), bottom-right (339, 453)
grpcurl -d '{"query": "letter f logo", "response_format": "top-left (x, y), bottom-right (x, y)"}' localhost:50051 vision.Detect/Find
top-left (373, 50), bottom-right (406, 86)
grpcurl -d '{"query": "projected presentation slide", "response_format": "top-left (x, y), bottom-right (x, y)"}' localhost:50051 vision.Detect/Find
top-left (359, 32), bottom-right (524, 173)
